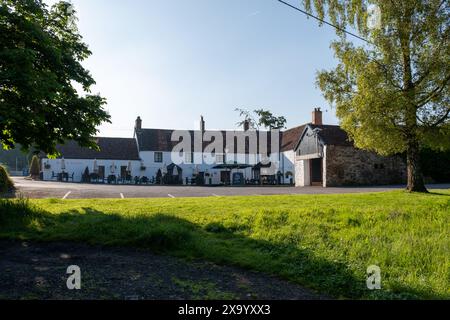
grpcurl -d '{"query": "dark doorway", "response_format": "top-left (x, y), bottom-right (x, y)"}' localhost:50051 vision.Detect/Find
top-left (232, 172), bottom-right (244, 185)
top-left (252, 169), bottom-right (260, 182)
top-left (98, 166), bottom-right (105, 180)
top-left (220, 171), bottom-right (231, 185)
top-left (196, 172), bottom-right (205, 186)
top-left (310, 158), bottom-right (323, 186)
top-left (167, 163), bottom-right (183, 185)
top-left (156, 169), bottom-right (162, 184)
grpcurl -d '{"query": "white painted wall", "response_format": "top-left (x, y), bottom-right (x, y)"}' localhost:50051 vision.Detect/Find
top-left (295, 159), bottom-right (311, 187)
top-left (281, 150), bottom-right (295, 184)
top-left (42, 150), bottom-right (297, 185)
top-left (137, 151), bottom-right (294, 185)
top-left (41, 159), bottom-right (141, 182)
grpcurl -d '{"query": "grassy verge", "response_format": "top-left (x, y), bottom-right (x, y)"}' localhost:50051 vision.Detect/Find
top-left (0, 191), bottom-right (449, 299)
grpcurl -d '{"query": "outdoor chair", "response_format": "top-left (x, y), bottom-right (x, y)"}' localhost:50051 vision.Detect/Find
top-left (89, 173), bottom-right (100, 183)
top-left (124, 174), bottom-right (132, 184)
top-left (107, 175), bottom-right (117, 184)
top-left (51, 171), bottom-right (58, 181)
top-left (57, 172), bottom-right (69, 182)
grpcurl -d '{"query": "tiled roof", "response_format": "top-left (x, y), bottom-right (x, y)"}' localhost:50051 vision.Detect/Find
top-left (43, 125), bottom-right (351, 161)
top-left (136, 129), bottom-right (280, 153)
top-left (310, 124), bottom-right (353, 146)
top-left (280, 125), bottom-right (307, 152)
top-left (45, 138), bottom-right (140, 160)
top-left (135, 129), bottom-right (180, 152)
top-left (135, 124), bottom-right (350, 153)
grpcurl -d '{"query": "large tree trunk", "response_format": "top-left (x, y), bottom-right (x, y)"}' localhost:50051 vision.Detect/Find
top-left (406, 140), bottom-right (427, 192)
top-left (397, 8), bottom-right (428, 193)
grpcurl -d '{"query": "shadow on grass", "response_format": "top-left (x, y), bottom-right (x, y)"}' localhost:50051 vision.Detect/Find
top-left (0, 198), bottom-right (439, 300)
top-left (427, 191), bottom-right (450, 196)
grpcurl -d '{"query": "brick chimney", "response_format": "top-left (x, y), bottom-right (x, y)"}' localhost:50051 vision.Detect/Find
top-left (200, 116), bottom-right (205, 132)
top-left (243, 120), bottom-right (250, 131)
top-left (312, 108), bottom-right (323, 125)
top-left (135, 116), bottom-right (142, 131)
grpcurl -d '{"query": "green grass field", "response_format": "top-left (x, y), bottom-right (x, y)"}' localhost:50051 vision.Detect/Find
top-left (1, 191), bottom-right (449, 299)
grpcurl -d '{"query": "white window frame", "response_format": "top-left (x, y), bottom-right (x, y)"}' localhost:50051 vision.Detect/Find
top-left (215, 154), bottom-right (224, 164)
top-left (185, 152), bottom-right (193, 164)
top-left (154, 152), bottom-right (163, 163)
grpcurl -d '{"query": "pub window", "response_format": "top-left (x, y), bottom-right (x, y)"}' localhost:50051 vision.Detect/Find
top-left (216, 154), bottom-right (224, 164)
top-left (154, 152), bottom-right (163, 163)
top-left (185, 152), bottom-right (193, 164)
top-left (227, 154), bottom-right (236, 163)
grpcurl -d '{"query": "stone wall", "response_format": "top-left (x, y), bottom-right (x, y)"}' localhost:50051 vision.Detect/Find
top-left (324, 145), bottom-right (406, 187)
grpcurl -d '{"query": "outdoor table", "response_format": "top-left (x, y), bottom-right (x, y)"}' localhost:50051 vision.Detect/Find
top-left (107, 175), bottom-right (117, 184)
top-left (58, 172), bottom-right (69, 182)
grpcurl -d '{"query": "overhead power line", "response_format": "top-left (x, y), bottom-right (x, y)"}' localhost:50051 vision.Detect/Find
top-left (277, 0), bottom-right (371, 44)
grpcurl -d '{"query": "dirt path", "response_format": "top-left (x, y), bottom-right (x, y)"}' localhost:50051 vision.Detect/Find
top-left (0, 240), bottom-right (326, 300)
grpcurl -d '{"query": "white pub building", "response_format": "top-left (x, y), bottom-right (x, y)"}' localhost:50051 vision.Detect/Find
top-left (41, 108), bottom-right (406, 187)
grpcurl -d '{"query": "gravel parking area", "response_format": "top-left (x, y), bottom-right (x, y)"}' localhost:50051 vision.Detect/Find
top-left (12, 177), bottom-right (449, 199)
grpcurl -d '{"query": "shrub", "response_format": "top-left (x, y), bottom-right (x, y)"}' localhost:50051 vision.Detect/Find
top-left (29, 155), bottom-right (40, 179)
top-left (0, 165), bottom-right (14, 194)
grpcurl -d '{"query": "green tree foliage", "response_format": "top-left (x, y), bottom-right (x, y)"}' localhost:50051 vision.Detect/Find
top-left (254, 109), bottom-right (287, 130)
top-left (235, 108), bottom-right (287, 130)
top-left (302, 0), bottom-right (449, 192)
top-left (29, 155), bottom-right (40, 179)
top-left (0, 0), bottom-right (111, 155)
top-left (0, 164), bottom-right (14, 193)
top-left (235, 108), bottom-right (258, 129)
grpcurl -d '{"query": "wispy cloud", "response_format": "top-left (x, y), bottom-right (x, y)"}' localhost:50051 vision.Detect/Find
top-left (248, 10), bottom-right (261, 17)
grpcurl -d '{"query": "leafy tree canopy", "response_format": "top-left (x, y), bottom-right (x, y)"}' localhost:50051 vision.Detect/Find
top-left (235, 108), bottom-right (287, 130)
top-left (301, 0), bottom-right (449, 191)
top-left (0, 0), bottom-right (111, 155)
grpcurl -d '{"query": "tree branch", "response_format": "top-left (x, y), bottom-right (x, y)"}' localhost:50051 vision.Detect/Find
top-left (413, 28), bottom-right (449, 87)
top-left (416, 74), bottom-right (450, 108)
top-left (431, 108), bottom-right (450, 127)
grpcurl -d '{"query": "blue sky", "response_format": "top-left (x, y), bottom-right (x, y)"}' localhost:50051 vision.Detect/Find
top-left (46, 0), bottom-right (340, 136)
